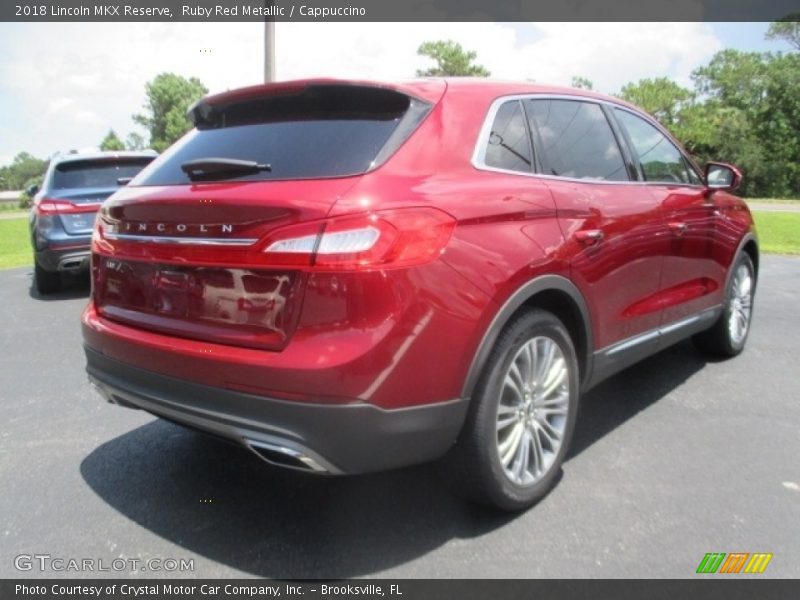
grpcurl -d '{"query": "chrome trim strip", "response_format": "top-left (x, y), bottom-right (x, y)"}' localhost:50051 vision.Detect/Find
top-left (104, 233), bottom-right (258, 246)
top-left (600, 306), bottom-right (722, 357)
top-left (660, 313), bottom-right (704, 336)
top-left (471, 92), bottom-right (705, 188)
top-left (605, 329), bottom-right (660, 356)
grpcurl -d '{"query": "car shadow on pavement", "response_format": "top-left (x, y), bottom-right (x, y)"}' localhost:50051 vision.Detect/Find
top-left (80, 339), bottom-right (710, 578)
top-left (80, 420), bottom-right (517, 578)
top-left (27, 270), bottom-right (90, 301)
top-left (569, 339), bottom-right (709, 458)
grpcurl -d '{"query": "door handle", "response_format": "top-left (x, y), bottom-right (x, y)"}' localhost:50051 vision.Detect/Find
top-left (668, 222), bottom-right (688, 236)
top-left (575, 229), bottom-right (604, 246)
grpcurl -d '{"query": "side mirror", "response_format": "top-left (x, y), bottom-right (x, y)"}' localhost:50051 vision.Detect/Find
top-left (26, 184), bottom-right (39, 197)
top-left (116, 177), bottom-right (133, 186)
top-left (705, 162), bottom-right (742, 192)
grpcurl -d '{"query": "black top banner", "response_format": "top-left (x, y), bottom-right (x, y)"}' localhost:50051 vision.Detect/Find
top-left (2, 0), bottom-right (799, 22)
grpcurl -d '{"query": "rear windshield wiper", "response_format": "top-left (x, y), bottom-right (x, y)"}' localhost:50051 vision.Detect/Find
top-left (180, 158), bottom-right (272, 181)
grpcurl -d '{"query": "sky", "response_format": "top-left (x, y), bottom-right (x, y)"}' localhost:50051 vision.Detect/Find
top-left (0, 21), bottom-right (791, 168)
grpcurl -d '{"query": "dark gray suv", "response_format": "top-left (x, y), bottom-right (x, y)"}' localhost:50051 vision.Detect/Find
top-left (29, 150), bottom-right (156, 293)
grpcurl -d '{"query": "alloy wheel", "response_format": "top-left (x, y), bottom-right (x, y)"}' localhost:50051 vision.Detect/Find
top-left (728, 263), bottom-right (753, 346)
top-left (495, 336), bottom-right (570, 486)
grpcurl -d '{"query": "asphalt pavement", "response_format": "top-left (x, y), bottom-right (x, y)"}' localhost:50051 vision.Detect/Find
top-left (1, 258), bottom-right (798, 579)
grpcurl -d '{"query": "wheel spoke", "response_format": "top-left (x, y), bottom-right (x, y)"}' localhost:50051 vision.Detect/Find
top-left (509, 360), bottom-right (525, 390)
top-left (738, 274), bottom-right (751, 298)
top-left (540, 359), bottom-right (566, 398)
top-left (539, 392), bottom-right (569, 408)
top-left (504, 373), bottom-right (524, 404)
top-left (496, 412), bottom-right (518, 431)
top-left (535, 341), bottom-right (555, 390)
top-left (512, 430), bottom-right (531, 481)
top-left (737, 312), bottom-right (748, 333)
top-left (497, 403), bottom-right (517, 415)
top-left (536, 390), bottom-right (569, 408)
top-left (499, 423), bottom-right (523, 466)
top-left (537, 418), bottom-right (562, 445)
top-left (531, 426), bottom-right (544, 477)
top-left (540, 406), bottom-right (568, 416)
top-left (524, 340), bottom-right (536, 384)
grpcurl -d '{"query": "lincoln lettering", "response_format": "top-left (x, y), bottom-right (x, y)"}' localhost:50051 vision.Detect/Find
top-left (112, 222), bottom-right (235, 236)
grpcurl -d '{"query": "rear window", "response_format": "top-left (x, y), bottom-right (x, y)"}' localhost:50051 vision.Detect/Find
top-left (53, 158), bottom-right (154, 189)
top-left (135, 85), bottom-right (430, 186)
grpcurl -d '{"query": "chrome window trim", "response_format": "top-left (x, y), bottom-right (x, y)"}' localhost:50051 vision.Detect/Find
top-left (471, 93), bottom-right (705, 188)
top-left (103, 233), bottom-right (258, 246)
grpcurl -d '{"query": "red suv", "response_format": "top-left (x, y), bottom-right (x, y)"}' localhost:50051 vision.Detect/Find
top-left (82, 79), bottom-right (757, 510)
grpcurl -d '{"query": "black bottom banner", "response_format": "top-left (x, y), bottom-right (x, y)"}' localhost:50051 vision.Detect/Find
top-left (4, 579), bottom-right (798, 600)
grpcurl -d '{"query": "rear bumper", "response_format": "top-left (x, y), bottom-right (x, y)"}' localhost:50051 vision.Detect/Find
top-left (35, 246), bottom-right (91, 272)
top-left (85, 346), bottom-right (469, 474)
top-left (33, 229), bottom-right (92, 272)
top-left (31, 215), bottom-right (92, 272)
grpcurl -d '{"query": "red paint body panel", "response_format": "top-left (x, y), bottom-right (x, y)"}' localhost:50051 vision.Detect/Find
top-left (84, 259), bottom-right (489, 409)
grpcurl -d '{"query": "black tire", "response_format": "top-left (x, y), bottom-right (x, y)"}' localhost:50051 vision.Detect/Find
top-left (34, 262), bottom-right (61, 294)
top-left (692, 253), bottom-right (755, 357)
top-left (441, 309), bottom-right (580, 511)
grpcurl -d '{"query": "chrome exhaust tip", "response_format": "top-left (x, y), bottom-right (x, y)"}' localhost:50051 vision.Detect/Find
top-left (246, 440), bottom-right (329, 474)
top-left (58, 257), bottom-right (87, 272)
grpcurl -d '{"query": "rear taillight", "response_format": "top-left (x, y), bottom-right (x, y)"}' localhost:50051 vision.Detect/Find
top-left (262, 208), bottom-right (456, 270)
top-left (35, 198), bottom-right (102, 215)
top-left (35, 198), bottom-right (74, 215)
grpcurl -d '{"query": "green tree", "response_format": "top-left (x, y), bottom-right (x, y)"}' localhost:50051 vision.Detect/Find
top-left (19, 174), bottom-right (45, 207)
top-left (570, 76), bottom-right (594, 90)
top-left (766, 16), bottom-right (800, 50)
top-left (125, 132), bottom-right (146, 151)
top-left (757, 52), bottom-right (800, 196)
top-left (691, 50), bottom-right (768, 111)
top-left (0, 152), bottom-right (48, 191)
top-left (133, 73), bottom-right (208, 152)
top-left (618, 77), bottom-right (694, 127)
top-left (99, 129), bottom-right (125, 151)
top-left (416, 40), bottom-right (490, 77)
top-left (691, 48), bottom-right (800, 197)
top-left (682, 103), bottom-right (766, 197)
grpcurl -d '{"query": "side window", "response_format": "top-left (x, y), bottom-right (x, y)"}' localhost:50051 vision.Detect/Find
top-left (614, 109), bottom-right (692, 184)
top-left (525, 99), bottom-right (628, 181)
top-left (684, 158), bottom-right (702, 185)
top-left (483, 100), bottom-right (533, 173)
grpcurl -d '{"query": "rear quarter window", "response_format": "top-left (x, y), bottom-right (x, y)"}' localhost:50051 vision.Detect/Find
top-left (483, 100), bottom-right (534, 173)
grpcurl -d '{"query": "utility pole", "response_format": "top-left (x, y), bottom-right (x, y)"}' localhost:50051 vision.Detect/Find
top-left (264, 7), bottom-right (275, 82)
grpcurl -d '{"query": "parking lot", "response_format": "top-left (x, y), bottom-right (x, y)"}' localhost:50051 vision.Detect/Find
top-left (1, 256), bottom-right (798, 579)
